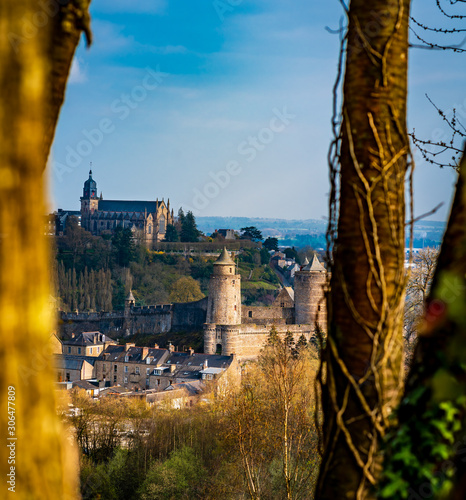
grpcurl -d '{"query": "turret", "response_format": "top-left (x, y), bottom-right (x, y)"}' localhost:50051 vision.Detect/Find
top-left (125, 290), bottom-right (135, 316)
top-left (206, 248), bottom-right (241, 325)
top-left (294, 254), bottom-right (328, 329)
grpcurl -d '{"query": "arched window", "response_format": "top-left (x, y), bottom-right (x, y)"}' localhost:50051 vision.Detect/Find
top-left (148, 224), bottom-right (152, 234)
top-left (159, 215), bottom-right (166, 233)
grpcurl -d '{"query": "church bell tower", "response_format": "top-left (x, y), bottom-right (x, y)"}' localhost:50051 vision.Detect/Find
top-left (80, 170), bottom-right (99, 232)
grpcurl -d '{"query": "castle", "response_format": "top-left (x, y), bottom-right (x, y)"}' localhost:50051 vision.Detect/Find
top-left (58, 248), bottom-right (328, 360)
top-left (203, 248), bottom-right (328, 360)
top-left (80, 170), bottom-right (175, 245)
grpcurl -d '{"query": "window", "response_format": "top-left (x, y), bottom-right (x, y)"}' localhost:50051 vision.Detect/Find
top-left (232, 280), bottom-right (235, 285)
top-left (89, 347), bottom-right (92, 355)
top-left (68, 347), bottom-right (71, 354)
top-left (146, 378), bottom-right (149, 387)
top-left (78, 347), bottom-right (81, 355)
top-left (124, 377), bottom-right (128, 384)
top-left (248, 311), bottom-right (253, 318)
top-left (66, 373), bottom-right (70, 382)
top-left (135, 366), bottom-right (140, 375)
top-left (280, 302), bottom-right (285, 307)
top-left (318, 305), bottom-right (321, 311)
top-left (124, 366), bottom-right (128, 373)
top-left (148, 224), bottom-right (152, 234)
top-left (146, 368), bottom-right (150, 375)
top-left (113, 375), bottom-right (117, 383)
top-left (230, 268), bottom-right (232, 273)
top-left (114, 364), bottom-right (117, 372)
top-left (157, 379), bottom-right (160, 386)
top-left (159, 215), bottom-right (166, 233)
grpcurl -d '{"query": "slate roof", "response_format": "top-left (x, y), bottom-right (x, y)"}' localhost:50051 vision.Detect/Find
top-left (63, 332), bottom-right (115, 346)
top-left (302, 254), bottom-right (326, 272)
top-left (98, 200), bottom-right (161, 213)
top-left (284, 286), bottom-right (295, 301)
top-left (100, 345), bottom-right (170, 366)
top-left (73, 380), bottom-right (99, 390)
top-left (55, 354), bottom-right (96, 370)
top-left (165, 381), bottom-right (204, 396)
top-left (214, 247), bottom-right (235, 265)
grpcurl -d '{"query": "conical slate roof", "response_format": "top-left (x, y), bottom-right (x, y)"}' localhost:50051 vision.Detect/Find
top-left (302, 257), bottom-right (309, 266)
top-left (303, 254), bottom-right (326, 272)
top-left (126, 290), bottom-right (135, 302)
top-left (214, 247), bottom-right (235, 265)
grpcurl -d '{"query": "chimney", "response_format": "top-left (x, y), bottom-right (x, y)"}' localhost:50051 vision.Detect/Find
top-left (168, 343), bottom-right (175, 353)
top-left (153, 343), bottom-right (159, 349)
top-left (188, 347), bottom-right (194, 356)
top-left (203, 359), bottom-right (208, 370)
top-left (94, 333), bottom-right (98, 344)
top-left (142, 347), bottom-right (149, 359)
top-left (125, 343), bottom-right (135, 351)
top-left (169, 364), bottom-right (176, 373)
top-left (71, 333), bottom-right (75, 339)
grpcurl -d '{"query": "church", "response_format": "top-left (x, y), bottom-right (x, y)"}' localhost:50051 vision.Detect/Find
top-left (80, 170), bottom-right (175, 246)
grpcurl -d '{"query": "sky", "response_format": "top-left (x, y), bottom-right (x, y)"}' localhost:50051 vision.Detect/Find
top-left (49, 0), bottom-right (465, 221)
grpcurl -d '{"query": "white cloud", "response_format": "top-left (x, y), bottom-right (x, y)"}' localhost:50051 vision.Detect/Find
top-left (69, 58), bottom-right (87, 84)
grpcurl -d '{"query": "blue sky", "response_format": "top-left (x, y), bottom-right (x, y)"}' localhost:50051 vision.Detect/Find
top-left (49, 0), bottom-right (464, 221)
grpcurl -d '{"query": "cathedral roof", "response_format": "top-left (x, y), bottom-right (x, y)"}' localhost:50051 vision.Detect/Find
top-left (214, 247), bottom-right (235, 265)
top-left (302, 254), bottom-right (326, 272)
top-left (98, 200), bottom-right (161, 213)
top-left (302, 257), bottom-right (309, 266)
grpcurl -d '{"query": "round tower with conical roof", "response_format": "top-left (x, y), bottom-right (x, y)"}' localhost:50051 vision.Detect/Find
top-left (206, 248), bottom-right (241, 325)
top-left (294, 253), bottom-right (328, 329)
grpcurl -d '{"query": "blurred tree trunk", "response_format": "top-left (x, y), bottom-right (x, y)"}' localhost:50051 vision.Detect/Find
top-left (0, 1), bottom-right (91, 498)
top-left (317, 1), bottom-right (411, 498)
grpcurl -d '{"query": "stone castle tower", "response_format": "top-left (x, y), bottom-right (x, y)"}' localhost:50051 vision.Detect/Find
top-left (294, 254), bottom-right (328, 330)
top-left (206, 248), bottom-right (241, 325)
top-left (205, 248), bottom-right (241, 355)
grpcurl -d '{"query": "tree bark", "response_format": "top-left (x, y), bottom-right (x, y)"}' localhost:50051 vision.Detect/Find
top-left (380, 148), bottom-right (466, 499)
top-left (0, 1), bottom-right (91, 498)
top-left (317, 1), bottom-right (411, 498)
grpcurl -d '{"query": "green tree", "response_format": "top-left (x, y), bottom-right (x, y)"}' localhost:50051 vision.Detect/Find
top-left (180, 210), bottom-right (200, 242)
top-left (263, 237), bottom-right (279, 251)
top-left (240, 226), bottom-right (263, 241)
top-left (163, 223), bottom-right (179, 242)
top-left (112, 226), bottom-right (136, 267)
top-left (138, 447), bottom-right (207, 500)
top-left (169, 276), bottom-right (204, 303)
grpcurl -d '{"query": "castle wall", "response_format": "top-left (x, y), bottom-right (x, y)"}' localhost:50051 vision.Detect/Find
top-left (172, 297), bottom-right (208, 331)
top-left (204, 323), bottom-right (314, 360)
top-left (58, 300), bottom-right (207, 339)
top-left (241, 305), bottom-right (294, 325)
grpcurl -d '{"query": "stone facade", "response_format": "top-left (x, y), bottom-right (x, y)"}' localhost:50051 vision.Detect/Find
top-left (79, 170), bottom-right (175, 246)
